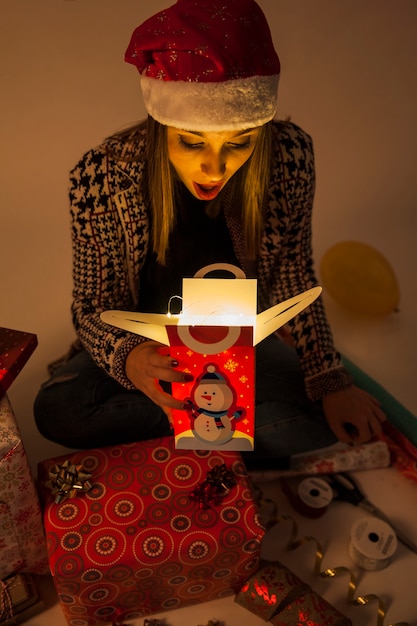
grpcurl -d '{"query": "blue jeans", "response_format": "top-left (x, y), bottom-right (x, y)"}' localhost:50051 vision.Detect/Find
top-left (34, 335), bottom-right (337, 457)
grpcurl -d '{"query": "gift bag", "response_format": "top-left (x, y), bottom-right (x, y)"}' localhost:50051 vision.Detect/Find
top-left (101, 264), bottom-right (322, 451)
top-left (167, 325), bottom-right (255, 450)
top-left (38, 436), bottom-right (265, 625)
top-left (0, 394), bottom-right (49, 580)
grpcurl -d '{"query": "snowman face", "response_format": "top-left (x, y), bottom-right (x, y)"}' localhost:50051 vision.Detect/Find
top-left (194, 382), bottom-right (234, 412)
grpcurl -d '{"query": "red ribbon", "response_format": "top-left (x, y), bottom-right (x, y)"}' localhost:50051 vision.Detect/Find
top-left (189, 463), bottom-right (236, 509)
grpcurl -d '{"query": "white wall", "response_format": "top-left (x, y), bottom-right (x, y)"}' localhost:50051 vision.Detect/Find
top-left (1, 0), bottom-right (416, 469)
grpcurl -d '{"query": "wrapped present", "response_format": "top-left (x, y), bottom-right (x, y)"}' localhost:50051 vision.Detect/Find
top-left (38, 436), bottom-right (265, 625)
top-left (270, 591), bottom-right (352, 626)
top-left (289, 440), bottom-right (390, 475)
top-left (235, 560), bottom-right (310, 620)
top-left (101, 264), bottom-right (321, 451)
top-left (236, 560), bottom-right (351, 626)
top-left (248, 440), bottom-right (390, 483)
top-left (0, 327), bottom-right (37, 397)
top-left (0, 573), bottom-right (45, 625)
top-left (0, 394), bottom-right (49, 580)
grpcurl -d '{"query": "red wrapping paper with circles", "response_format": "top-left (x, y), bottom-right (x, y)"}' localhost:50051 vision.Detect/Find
top-left (38, 437), bottom-right (265, 625)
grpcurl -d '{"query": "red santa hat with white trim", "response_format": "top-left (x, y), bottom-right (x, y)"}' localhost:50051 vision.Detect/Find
top-left (125, 0), bottom-right (280, 131)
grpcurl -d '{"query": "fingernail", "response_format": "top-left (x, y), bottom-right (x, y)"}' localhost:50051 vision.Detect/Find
top-left (183, 374), bottom-right (194, 382)
top-left (169, 359), bottom-right (179, 367)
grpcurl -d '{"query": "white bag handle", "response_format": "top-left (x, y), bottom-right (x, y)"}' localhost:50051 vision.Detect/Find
top-left (193, 263), bottom-right (246, 279)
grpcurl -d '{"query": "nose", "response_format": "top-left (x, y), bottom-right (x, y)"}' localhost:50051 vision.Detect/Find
top-left (200, 151), bottom-right (226, 179)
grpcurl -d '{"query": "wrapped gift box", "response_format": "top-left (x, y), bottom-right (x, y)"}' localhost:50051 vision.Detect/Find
top-left (101, 265), bottom-right (321, 450)
top-left (0, 327), bottom-right (37, 396)
top-left (38, 436), bottom-right (265, 625)
top-left (0, 573), bottom-right (45, 624)
top-left (236, 560), bottom-right (351, 626)
top-left (0, 394), bottom-right (49, 580)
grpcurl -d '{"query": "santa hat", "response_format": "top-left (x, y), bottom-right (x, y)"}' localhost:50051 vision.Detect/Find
top-left (125, 0), bottom-right (280, 131)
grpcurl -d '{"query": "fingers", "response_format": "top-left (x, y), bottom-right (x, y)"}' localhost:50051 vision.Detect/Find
top-left (323, 385), bottom-right (388, 446)
top-left (140, 377), bottom-right (186, 412)
top-left (126, 342), bottom-right (193, 416)
top-left (146, 347), bottom-right (194, 386)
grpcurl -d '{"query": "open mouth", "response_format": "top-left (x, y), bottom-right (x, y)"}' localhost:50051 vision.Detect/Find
top-left (193, 181), bottom-right (222, 201)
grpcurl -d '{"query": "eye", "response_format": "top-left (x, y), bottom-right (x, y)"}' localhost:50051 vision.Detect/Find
top-left (178, 136), bottom-right (204, 150)
top-left (227, 139), bottom-right (253, 150)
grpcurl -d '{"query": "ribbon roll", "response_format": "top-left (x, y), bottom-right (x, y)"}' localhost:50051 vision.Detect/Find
top-left (349, 517), bottom-right (398, 571)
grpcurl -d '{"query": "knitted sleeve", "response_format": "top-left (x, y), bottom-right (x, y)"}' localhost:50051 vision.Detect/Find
top-left (69, 135), bottom-right (148, 388)
top-left (257, 121), bottom-right (353, 401)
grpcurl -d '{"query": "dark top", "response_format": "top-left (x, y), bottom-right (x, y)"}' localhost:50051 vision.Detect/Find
top-left (138, 187), bottom-right (240, 314)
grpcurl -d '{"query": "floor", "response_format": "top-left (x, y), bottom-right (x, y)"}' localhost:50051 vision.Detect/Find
top-left (23, 293), bottom-right (417, 626)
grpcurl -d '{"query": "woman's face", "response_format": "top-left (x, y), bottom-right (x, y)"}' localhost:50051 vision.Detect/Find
top-left (167, 126), bottom-right (261, 201)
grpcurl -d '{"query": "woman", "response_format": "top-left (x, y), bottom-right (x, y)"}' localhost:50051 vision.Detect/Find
top-left (34, 0), bottom-right (385, 456)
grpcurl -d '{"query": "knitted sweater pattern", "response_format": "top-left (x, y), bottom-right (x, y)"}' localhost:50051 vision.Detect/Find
top-left (69, 120), bottom-right (352, 401)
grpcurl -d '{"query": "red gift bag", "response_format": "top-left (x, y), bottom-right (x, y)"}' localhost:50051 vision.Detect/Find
top-left (167, 325), bottom-right (255, 450)
top-left (38, 436), bottom-right (265, 625)
top-left (101, 265), bottom-right (322, 451)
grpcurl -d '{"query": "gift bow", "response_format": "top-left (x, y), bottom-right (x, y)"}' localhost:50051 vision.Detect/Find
top-left (189, 463), bottom-right (237, 509)
top-left (46, 460), bottom-right (92, 504)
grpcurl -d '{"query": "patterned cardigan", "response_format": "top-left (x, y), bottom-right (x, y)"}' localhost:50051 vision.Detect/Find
top-left (68, 120), bottom-right (352, 401)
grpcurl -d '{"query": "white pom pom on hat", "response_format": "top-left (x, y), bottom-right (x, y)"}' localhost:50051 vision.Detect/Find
top-left (199, 364), bottom-right (227, 385)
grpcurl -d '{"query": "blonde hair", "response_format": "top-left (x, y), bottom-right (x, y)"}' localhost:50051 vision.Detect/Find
top-left (145, 116), bottom-right (272, 264)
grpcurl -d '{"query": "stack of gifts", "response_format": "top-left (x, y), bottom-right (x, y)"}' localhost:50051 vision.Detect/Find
top-left (0, 327), bottom-right (49, 581)
top-left (235, 560), bottom-right (352, 625)
top-left (38, 435), bottom-right (363, 626)
top-left (38, 436), bottom-right (265, 625)
top-left (0, 393), bottom-right (49, 580)
top-left (0, 326), bottom-right (49, 623)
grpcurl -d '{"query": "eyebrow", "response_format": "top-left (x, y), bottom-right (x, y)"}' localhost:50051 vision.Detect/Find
top-left (181, 127), bottom-right (258, 137)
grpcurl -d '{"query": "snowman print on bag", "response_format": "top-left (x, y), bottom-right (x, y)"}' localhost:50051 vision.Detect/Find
top-left (184, 363), bottom-right (246, 445)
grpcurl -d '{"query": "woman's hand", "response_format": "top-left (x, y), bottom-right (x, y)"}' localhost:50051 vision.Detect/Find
top-left (322, 385), bottom-right (386, 444)
top-left (125, 341), bottom-right (193, 425)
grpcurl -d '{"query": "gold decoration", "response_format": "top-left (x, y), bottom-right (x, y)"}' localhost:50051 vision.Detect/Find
top-left (256, 490), bottom-right (410, 626)
top-left (45, 460), bottom-right (92, 504)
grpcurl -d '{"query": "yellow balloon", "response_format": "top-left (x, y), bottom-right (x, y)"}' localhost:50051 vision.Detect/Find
top-left (320, 241), bottom-right (400, 315)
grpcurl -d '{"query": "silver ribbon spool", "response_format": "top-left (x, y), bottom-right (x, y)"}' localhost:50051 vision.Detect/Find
top-left (349, 516), bottom-right (398, 571)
